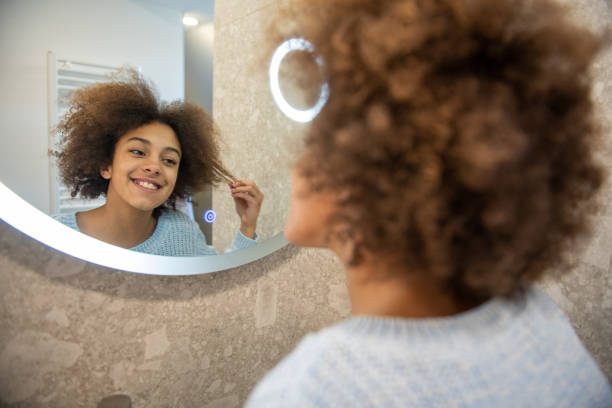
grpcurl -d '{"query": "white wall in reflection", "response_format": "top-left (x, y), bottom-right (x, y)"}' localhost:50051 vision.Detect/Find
top-left (0, 0), bottom-right (184, 214)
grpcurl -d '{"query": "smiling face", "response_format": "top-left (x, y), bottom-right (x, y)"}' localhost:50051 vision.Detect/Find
top-left (100, 122), bottom-right (182, 213)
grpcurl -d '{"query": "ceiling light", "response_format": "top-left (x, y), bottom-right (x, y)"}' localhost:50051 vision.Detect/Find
top-left (182, 16), bottom-right (198, 26)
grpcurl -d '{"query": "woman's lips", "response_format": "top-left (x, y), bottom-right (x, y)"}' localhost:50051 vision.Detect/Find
top-left (131, 178), bottom-right (162, 192)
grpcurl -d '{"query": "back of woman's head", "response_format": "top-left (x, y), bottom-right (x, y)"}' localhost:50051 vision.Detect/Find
top-left (283, 0), bottom-right (606, 301)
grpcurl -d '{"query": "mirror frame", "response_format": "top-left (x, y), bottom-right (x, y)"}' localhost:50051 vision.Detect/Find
top-left (0, 182), bottom-right (288, 275)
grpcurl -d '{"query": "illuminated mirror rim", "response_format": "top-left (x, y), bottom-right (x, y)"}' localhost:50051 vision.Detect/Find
top-left (0, 182), bottom-right (288, 276)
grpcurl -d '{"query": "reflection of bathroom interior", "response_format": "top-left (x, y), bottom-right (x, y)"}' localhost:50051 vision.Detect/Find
top-left (0, 0), bottom-right (611, 406)
top-left (1, 0), bottom-right (219, 244)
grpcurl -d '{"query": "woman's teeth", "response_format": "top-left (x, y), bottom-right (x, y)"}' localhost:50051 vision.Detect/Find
top-left (137, 181), bottom-right (159, 190)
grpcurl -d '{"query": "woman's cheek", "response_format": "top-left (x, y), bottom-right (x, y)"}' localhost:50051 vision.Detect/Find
top-left (285, 193), bottom-right (334, 248)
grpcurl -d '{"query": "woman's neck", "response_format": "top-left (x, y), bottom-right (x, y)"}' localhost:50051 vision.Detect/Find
top-left (76, 200), bottom-right (158, 249)
top-left (343, 256), bottom-right (479, 319)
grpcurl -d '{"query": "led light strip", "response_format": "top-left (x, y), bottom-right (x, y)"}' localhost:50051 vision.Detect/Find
top-left (0, 182), bottom-right (287, 275)
top-left (269, 38), bottom-right (329, 123)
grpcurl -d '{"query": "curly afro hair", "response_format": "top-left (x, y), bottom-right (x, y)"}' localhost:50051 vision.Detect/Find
top-left (277, 0), bottom-right (606, 302)
top-left (53, 69), bottom-right (233, 211)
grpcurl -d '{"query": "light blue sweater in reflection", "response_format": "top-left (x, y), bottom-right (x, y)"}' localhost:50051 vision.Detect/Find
top-left (52, 210), bottom-right (258, 256)
top-left (246, 287), bottom-right (612, 407)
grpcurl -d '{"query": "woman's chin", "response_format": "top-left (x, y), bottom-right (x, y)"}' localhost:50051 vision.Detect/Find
top-left (129, 200), bottom-right (165, 213)
top-left (284, 224), bottom-right (309, 247)
top-left (284, 225), bottom-right (325, 248)
top-left (283, 225), bottom-right (300, 246)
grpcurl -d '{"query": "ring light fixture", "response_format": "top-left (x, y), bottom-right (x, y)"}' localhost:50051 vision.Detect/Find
top-left (269, 38), bottom-right (329, 123)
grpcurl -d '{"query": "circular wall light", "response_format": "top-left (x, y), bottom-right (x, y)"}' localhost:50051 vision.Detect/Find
top-left (269, 38), bottom-right (329, 123)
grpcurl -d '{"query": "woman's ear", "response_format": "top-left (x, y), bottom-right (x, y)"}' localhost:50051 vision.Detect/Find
top-left (100, 167), bottom-right (112, 180)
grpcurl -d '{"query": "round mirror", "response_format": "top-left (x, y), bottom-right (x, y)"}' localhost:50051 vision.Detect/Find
top-left (0, 0), bottom-right (298, 274)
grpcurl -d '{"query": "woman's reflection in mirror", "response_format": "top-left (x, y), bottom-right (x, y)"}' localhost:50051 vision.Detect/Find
top-left (51, 69), bottom-right (263, 256)
top-left (247, 0), bottom-right (612, 406)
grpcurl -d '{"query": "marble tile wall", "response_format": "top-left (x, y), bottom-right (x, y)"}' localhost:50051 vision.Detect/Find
top-left (537, 0), bottom-right (612, 382)
top-left (212, 0), bottom-right (307, 249)
top-left (0, 0), bottom-right (610, 407)
top-left (0, 221), bottom-right (349, 407)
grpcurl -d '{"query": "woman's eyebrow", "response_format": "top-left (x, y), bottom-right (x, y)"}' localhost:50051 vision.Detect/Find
top-left (163, 147), bottom-right (181, 157)
top-left (127, 137), bottom-right (181, 157)
top-left (127, 136), bottom-right (150, 145)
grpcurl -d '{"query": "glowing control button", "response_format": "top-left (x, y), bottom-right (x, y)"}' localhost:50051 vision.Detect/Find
top-left (203, 210), bottom-right (216, 223)
top-left (269, 38), bottom-right (329, 123)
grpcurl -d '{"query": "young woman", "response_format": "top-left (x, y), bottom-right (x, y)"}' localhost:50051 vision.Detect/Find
top-left (247, 0), bottom-right (612, 406)
top-left (53, 71), bottom-right (263, 256)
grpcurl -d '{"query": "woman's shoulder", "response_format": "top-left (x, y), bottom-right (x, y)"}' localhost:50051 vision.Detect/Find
top-left (134, 208), bottom-right (215, 256)
top-left (154, 208), bottom-right (206, 240)
top-left (51, 212), bottom-right (79, 231)
top-left (247, 289), bottom-right (612, 407)
top-left (158, 208), bottom-right (196, 224)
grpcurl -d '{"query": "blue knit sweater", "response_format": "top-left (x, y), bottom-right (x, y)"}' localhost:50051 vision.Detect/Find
top-left (52, 210), bottom-right (257, 256)
top-left (246, 287), bottom-right (611, 407)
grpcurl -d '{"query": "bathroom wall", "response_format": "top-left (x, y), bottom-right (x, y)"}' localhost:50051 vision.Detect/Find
top-left (538, 0), bottom-right (612, 378)
top-left (211, 0), bottom-right (307, 248)
top-left (0, 0), bottom-right (611, 407)
top-left (0, 220), bottom-right (350, 407)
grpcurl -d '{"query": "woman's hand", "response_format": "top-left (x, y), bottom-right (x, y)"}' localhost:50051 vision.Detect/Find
top-left (229, 180), bottom-right (264, 239)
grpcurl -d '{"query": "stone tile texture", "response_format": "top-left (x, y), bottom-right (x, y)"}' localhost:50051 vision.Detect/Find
top-left (1, 0), bottom-right (611, 406)
top-left (0, 221), bottom-right (347, 407)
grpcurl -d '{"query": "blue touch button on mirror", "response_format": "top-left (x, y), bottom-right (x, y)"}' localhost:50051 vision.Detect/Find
top-left (203, 210), bottom-right (216, 223)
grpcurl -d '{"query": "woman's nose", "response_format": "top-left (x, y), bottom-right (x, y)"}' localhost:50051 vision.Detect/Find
top-left (143, 160), bottom-right (161, 175)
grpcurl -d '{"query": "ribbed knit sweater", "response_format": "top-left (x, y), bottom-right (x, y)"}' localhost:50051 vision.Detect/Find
top-left (53, 210), bottom-right (257, 256)
top-left (246, 287), bottom-right (611, 407)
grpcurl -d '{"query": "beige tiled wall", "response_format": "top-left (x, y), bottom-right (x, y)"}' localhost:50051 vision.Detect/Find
top-left (537, 0), bottom-right (612, 380)
top-left (0, 221), bottom-right (348, 407)
top-left (0, 0), bottom-right (610, 407)
top-left (212, 0), bottom-right (308, 249)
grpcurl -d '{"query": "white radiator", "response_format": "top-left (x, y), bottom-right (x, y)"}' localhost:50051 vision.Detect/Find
top-left (46, 51), bottom-right (120, 215)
